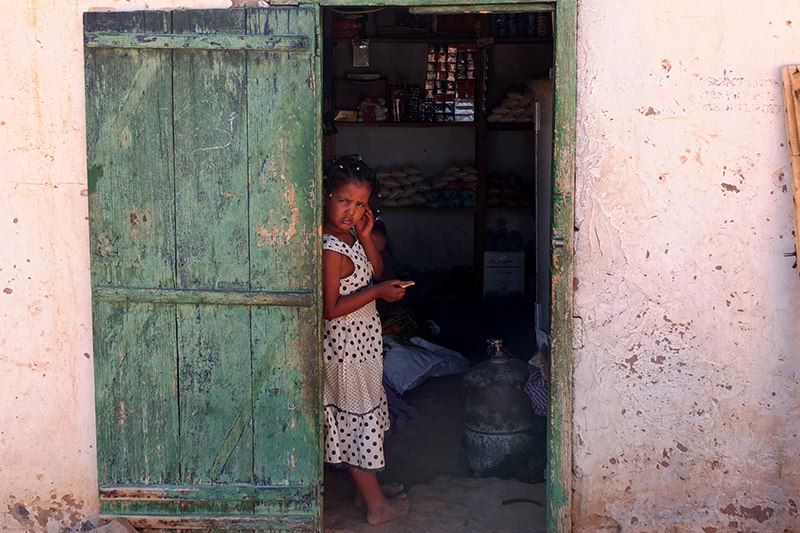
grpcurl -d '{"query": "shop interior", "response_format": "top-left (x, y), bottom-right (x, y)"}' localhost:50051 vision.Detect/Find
top-left (321, 6), bottom-right (555, 523)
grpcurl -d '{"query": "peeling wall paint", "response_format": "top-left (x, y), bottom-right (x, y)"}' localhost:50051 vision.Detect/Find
top-left (574, 0), bottom-right (800, 530)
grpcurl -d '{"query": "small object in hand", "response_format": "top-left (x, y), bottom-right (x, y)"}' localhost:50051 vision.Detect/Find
top-left (398, 281), bottom-right (415, 288)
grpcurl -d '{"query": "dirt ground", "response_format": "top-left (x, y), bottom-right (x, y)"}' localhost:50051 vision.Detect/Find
top-left (323, 375), bottom-right (546, 532)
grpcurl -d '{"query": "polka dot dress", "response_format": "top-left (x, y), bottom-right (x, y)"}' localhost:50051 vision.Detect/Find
top-left (323, 234), bottom-right (389, 471)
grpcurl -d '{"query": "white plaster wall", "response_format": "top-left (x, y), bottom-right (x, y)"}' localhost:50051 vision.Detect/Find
top-left (574, 1), bottom-right (800, 530)
top-left (0, 1), bottom-right (229, 529)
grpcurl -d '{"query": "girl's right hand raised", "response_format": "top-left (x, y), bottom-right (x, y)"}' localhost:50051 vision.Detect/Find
top-left (375, 280), bottom-right (407, 302)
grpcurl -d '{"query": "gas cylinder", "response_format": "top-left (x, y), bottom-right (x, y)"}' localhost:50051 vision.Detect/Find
top-left (463, 339), bottom-right (535, 478)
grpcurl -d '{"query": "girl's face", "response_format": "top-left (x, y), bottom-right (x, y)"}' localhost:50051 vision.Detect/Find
top-left (324, 181), bottom-right (372, 234)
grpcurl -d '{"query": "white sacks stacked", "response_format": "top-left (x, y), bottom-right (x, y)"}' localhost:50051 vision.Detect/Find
top-left (486, 80), bottom-right (537, 123)
top-left (431, 165), bottom-right (478, 189)
top-left (377, 166), bottom-right (431, 207)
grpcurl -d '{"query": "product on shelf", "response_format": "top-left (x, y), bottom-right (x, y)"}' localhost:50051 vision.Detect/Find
top-left (489, 12), bottom-right (551, 38)
top-left (377, 165), bottom-right (428, 207)
top-left (486, 172), bottom-right (530, 207)
top-left (487, 79), bottom-right (537, 123)
top-left (389, 86), bottom-right (423, 122)
top-left (377, 164), bottom-right (477, 208)
top-left (331, 11), bottom-right (364, 39)
top-left (358, 98), bottom-right (388, 122)
top-left (424, 44), bottom-right (475, 122)
top-left (423, 164), bottom-right (477, 208)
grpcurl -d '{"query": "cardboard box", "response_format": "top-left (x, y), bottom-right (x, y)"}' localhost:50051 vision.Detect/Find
top-left (483, 252), bottom-right (525, 296)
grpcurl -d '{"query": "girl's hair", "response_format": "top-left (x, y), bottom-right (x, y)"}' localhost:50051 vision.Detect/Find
top-left (324, 155), bottom-right (377, 197)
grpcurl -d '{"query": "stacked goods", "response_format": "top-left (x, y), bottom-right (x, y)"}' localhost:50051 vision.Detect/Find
top-left (376, 166), bottom-right (431, 207)
top-left (486, 172), bottom-right (529, 207)
top-left (431, 165), bottom-right (478, 190)
top-left (377, 164), bottom-right (478, 208)
top-left (424, 44), bottom-right (475, 122)
top-left (422, 165), bottom-right (477, 208)
top-left (358, 98), bottom-right (388, 122)
top-left (489, 13), bottom-right (551, 38)
top-left (388, 86), bottom-right (423, 122)
top-left (487, 80), bottom-right (537, 123)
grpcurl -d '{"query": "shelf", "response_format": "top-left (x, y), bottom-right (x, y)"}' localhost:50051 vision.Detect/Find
top-left (489, 37), bottom-right (552, 45)
top-left (486, 205), bottom-right (533, 212)
top-left (378, 206), bottom-right (476, 213)
top-left (336, 121), bottom-right (475, 128)
top-left (486, 122), bottom-right (536, 131)
top-left (330, 37), bottom-right (552, 46)
top-left (332, 37), bottom-right (477, 45)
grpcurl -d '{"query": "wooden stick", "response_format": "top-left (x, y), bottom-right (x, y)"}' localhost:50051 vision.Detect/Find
top-left (781, 65), bottom-right (800, 263)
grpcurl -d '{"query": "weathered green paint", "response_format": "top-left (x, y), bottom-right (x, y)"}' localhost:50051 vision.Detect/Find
top-left (84, 6), bottom-right (322, 529)
top-left (93, 287), bottom-right (314, 306)
top-left (252, 307), bottom-right (319, 487)
top-left (85, 32), bottom-right (309, 51)
top-left (92, 302), bottom-right (180, 485)
top-left (85, 9), bottom-right (180, 486)
top-left (547, 0), bottom-right (576, 531)
top-left (247, 7), bottom-right (319, 292)
top-left (87, 164), bottom-right (103, 195)
top-left (409, 3), bottom-right (554, 14)
top-left (119, 513), bottom-right (316, 531)
top-left (100, 484), bottom-right (316, 515)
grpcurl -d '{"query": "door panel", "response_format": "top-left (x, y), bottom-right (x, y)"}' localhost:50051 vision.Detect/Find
top-left (84, 6), bottom-right (322, 529)
top-left (248, 8), bottom-right (319, 292)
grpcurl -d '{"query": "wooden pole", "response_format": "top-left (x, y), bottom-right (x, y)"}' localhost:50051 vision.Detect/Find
top-left (781, 66), bottom-right (800, 267)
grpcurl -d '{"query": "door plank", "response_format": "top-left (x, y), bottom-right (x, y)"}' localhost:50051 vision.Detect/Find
top-left (85, 11), bottom-right (174, 288)
top-left (85, 10), bottom-right (179, 486)
top-left (173, 9), bottom-right (250, 290)
top-left (246, 7), bottom-right (322, 495)
top-left (93, 302), bottom-right (180, 484)
top-left (172, 9), bottom-right (254, 486)
top-left (251, 307), bottom-right (319, 487)
top-left (177, 304), bottom-right (254, 484)
top-left (247, 7), bottom-right (319, 292)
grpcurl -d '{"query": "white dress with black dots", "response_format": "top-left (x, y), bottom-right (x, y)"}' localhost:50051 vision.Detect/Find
top-left (322, 233), bottom-right (389, 471)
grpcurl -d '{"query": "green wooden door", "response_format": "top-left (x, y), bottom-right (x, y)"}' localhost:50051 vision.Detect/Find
top-left (84, 7), bottom-right (322, 530)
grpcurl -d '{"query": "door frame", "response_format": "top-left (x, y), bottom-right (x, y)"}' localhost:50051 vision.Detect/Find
top-left (315, 1), bottom-right (577, 531)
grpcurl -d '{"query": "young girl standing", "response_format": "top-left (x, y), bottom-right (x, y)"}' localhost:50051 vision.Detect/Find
top-left (322, 156), bottom-right (410, 525)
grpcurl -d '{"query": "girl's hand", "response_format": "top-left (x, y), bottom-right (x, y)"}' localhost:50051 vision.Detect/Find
top-left (355, 206), bottom-right (375, 240)
top-left (375, 280), bottom-right (406, 302)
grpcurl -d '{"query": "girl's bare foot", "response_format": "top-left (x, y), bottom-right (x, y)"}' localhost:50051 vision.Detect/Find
top-left (366, 496), bottom-right (410, 525)
top-left (354, 483), bottom-right (405, 507)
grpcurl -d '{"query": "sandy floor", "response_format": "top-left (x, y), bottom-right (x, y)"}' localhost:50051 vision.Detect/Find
top-left (323, 374), bottom-right (546, 532)
top-left (323, 474), bottom-right (546, 533)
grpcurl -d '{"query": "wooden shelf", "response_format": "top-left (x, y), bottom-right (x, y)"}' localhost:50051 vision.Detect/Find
top-left (486, 122), bottom-right (536, 131)
top-left (335, 121), bottom-right (475, 128)
top-left (331, 37), bottom-right (551, 46)
top-left (486, 205), bottom-right (533, 212)
top-left (378, 206), bottom-right (476, 213)
top-left (489, 37), bottom-right (552, 45)
top-left (332, 37), bottom-right (476, 45)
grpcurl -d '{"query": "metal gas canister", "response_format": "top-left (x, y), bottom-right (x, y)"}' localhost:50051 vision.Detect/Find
top-left (463, 339), bottom-right (535, 477)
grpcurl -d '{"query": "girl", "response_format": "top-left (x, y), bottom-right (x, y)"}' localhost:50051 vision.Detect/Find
top-left (322, 156), bottom-right (410, 525)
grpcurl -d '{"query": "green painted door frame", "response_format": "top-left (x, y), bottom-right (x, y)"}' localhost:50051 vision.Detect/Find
top-left (316, 2), bottom-right (577, 531)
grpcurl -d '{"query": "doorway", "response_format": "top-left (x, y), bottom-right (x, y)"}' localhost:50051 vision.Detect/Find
top-left (317, 5), bottom-right (569, 530)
